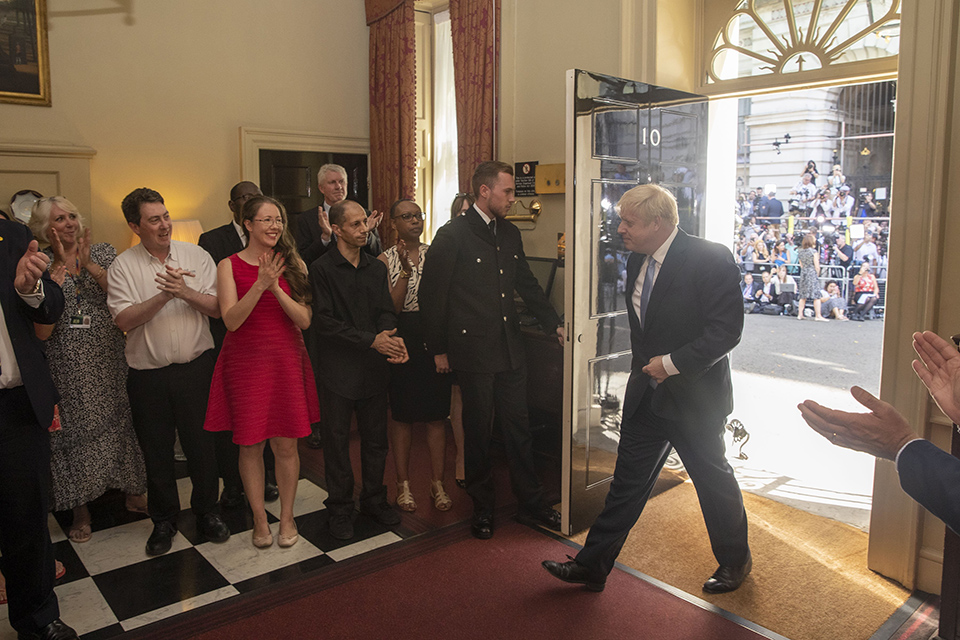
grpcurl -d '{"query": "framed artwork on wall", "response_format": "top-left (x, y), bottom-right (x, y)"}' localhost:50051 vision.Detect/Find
top-left (0, 0), bottom-right (50, 106)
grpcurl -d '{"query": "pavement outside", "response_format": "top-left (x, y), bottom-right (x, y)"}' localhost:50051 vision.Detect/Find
top-left (726, 312), bottom-right (886, 531)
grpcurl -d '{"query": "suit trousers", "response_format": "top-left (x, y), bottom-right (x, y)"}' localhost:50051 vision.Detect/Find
top-left (456, 366), bottom-right (544, 517)
top-left (127, 351), bottom-right (219, 524)
top-left (318, 384), bottom-right (389, 516)
top-left (577, 386), bottom-right (749, 576)
top-left (0, 386), bottom-right (59, 635)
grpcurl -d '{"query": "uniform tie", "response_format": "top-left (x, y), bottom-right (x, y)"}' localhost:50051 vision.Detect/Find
top-left (488, 219), bottom-right (496, 237)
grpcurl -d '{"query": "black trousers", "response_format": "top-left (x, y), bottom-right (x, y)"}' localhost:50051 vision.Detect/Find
top-left (0, 386), bottom-right (59, 635)
top-left (456, 366), bottom-right (544, 518)
top-left (577, 387), bottom-right (749, 576)
top-left (318, 384), bottom-right (388, 516)
top-left (127, 351), bottom-right (219, 524)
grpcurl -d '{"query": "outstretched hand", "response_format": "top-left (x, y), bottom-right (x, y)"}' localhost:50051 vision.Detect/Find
top-left (912, 331), bottom-right (960, 424)
top-left (797, 386), bottom-right (916, 461)
top-left (15, 240), bottom-right (50, 294)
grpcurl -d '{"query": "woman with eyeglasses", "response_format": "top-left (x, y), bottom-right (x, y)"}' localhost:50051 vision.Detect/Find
top-left (27, 196), bottom-right (147, 543)
top-left (204, 195), bottom-right (319, 548)
top-left (379, 199), bottom-right (454, 512)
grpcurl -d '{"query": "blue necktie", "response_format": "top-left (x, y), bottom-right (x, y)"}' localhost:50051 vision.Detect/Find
top-left (640, 257), bottom-right (657, 327)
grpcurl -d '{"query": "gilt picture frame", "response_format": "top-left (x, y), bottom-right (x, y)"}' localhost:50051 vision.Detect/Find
top-left (0, 0), bottom-right (50, 106)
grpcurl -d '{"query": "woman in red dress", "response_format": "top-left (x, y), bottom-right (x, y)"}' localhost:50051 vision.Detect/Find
top-left (205, 195), bottom-right (319, 548)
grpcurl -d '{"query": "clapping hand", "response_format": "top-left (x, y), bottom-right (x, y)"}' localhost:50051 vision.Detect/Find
top-left (366, 210), bottom-right (383, 233)
top-left (256, 251), bottom-right (286, 292)
top-left (48, 227), bottom-right (67, 264)
top-left (155, 265), bottom-right (195, 298)
top-left (912, 331), bottom-right (960, 424)
top-left (396, 239), bottom-right (412, 272)
top-left (318, 207), bottom-right (333, 240)
top-left (77, 228), bottom-right (92, 269)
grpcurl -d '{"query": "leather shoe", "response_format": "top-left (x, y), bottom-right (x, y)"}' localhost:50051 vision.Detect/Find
top-left (219, 485), bottom-right (244, 510)
top-left (361, 501), bottom-right (401, 526)
top-left (17, 619), bottom-right (79, 640)
top-left (305, 429), bottom-right (323, 449)
top-left (541, 556), bottom-right (605, 592)
top-left (197, 513), bottom-right (231, 543)
top-left (329, 513), bottom-right (354, 540)
top-left (264, 481), bottom-right (279, 503)
top-left (471, 514), bottom-right (493, 540)
top-left (145, 520), bottom-right (177, 556)
top-left (702, 554), bottom-right (752, 594)
top-left (517, 506), bottom-right (561, 531)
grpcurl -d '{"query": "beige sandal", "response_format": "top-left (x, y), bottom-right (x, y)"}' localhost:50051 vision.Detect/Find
top-left (430, 480), bottom-right (453, 511)
top-left (396, 481), bottom-right (417, 512)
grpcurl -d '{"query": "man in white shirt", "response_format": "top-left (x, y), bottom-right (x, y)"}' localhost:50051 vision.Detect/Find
top-left (108, 187), bottom-right (230, 556)
top-left (854, 232), bottom-right (880, 266)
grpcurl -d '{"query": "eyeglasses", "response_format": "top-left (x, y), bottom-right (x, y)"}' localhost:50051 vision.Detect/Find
top-left (252, 217), bottom-right (283, 227)
top-left (392, 212), bottom-right (425, 222)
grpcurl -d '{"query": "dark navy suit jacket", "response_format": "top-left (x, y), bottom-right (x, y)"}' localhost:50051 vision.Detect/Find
top-left (0, 220), bottom-right (65, 427)
top-left (898, 439), bottom-right (960, 535)
top-left (622, 228), bottom-right (743, 425)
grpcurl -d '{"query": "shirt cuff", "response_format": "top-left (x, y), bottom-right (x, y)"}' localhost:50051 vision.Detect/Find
top-left (662, 353), bottom-right (679, 377)
top-left (895, 438), bottom-right (924, 466)
top-left (17, 280), bottom-right (45, 308)
top-left (322, 237), bottom-right (331, 246)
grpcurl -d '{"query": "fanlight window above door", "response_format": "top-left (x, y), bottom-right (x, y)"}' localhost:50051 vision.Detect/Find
top-left (707, 0), bottom-right (900, 84)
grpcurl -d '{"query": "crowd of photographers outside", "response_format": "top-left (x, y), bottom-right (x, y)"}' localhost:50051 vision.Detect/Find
top-left (734, 160), bottom-right (888, 322)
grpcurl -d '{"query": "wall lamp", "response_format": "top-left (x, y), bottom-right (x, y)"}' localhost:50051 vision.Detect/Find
top-left (506, 198), bottom-right (542, 223)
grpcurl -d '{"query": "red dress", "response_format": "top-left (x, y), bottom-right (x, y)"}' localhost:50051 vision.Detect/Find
top-left (204, 254), bottom-right (319, 445)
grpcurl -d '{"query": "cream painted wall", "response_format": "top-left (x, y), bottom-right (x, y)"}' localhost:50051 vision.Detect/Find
top-left (1, 0), bottom-right (369, 250)
top-left (499, 0), bottom-right (621, 260)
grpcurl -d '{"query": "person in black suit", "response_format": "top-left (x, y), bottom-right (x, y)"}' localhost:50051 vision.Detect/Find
top-left (293, 164), bottom-right (382, 266)
top-left (419, 161), bottom-right (563, 540)
top-left (542, 183), bottom-right (751, 594)
top-left (0, 219), bottom-right (77, 639)
top-left (799, 331), bottom-right (960, 535)
top-left (197, 181), bottom-right (281, 504)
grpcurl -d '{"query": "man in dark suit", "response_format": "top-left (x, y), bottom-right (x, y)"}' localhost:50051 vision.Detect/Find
top-left (197, 181), bottom-right (282, 502)
top-left (757, 186), bottom-right (784, 223)
top-left (294, 164), bottom-right (382, 266)
top-left (420, 161), bottom-right (563, 540)
top-left (0, 219), bottom-right (77, 639)
top-left (800, 330), bottom-right (960, 535)
top-left (542, 184), bottom-right (751, 594)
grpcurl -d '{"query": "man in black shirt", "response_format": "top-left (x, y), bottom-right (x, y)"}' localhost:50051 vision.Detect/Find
top-left (309, 199), bottom-right (408, 540)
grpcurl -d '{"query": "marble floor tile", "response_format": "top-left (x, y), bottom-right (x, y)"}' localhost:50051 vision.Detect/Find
top-left (54, 577), bottom-right (119, 636)
top-left (48, 513), bottom-right (67, 544)
top-left (195, 530), bottom-right (324, 584)
top-left (119, 585), bottom-right (238, 632)
top-left (326, 531), bottom-right (403, 562)
top-left (70, 518), bottom-right (191, 575)
top-left (95, 548), bottom-right (228, 621)
top-left (265, 478), bottom-right (328, 519)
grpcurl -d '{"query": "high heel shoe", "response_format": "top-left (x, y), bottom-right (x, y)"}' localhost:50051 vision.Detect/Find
top-left (430, 480), bottom-right (453, 511)
top-left (252, 528), bottom-right (273, 549)
top-left (396, 481), bottom-right (417, 512)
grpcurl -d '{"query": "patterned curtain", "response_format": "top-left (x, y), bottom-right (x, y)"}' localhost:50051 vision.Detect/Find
top-left (366, 0), bottom-right (416, 248)
top-left (450, 0), bottom-right (500, 194)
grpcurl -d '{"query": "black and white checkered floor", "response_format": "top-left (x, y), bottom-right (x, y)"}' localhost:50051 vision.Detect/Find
top-left (0, 477), bottom-right (406, 639)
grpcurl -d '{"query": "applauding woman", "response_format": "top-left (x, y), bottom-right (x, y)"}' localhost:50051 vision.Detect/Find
top-left (28, 196), bottom-right (146, 543)
top-left (205, 196), bottom-right (319, 548)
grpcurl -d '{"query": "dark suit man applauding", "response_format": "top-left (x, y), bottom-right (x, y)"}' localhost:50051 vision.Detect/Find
top-left (800, 331), bottom-right (960, 535)
top-left (0, 219), bottom-right (76, 639)
top-left (543, 184), bottom-right (751, 594)
top-left (420, 161), bottom-right (563, 540)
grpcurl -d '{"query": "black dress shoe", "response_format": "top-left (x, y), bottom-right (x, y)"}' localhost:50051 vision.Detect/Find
top-left (264, 481), bottom-right (279, 503)
top-left (145, 520), bottom-right (177, 556)
top-left (197, 513), bottom-right (231, 543)
top-left (18, 619), bottom-right (79, 640)
top-left (329, 513), bottom-right (354, 540)
top-left (455, 478), bottom-right (466, 490)
top-left (471, 514), bottom-right (493, 540)
top-left (305, 429), bottom-right (323, 449)
top-left (360, 501), bottom-right (401, 526)
top-left (541, 556), bottom-right (605, 592)
top-left (702, 554), bottom-right (752, 594)
top-left (517, 506), bottom-right (561, 531)
top-left (219, 485), bottom-right (244, 510)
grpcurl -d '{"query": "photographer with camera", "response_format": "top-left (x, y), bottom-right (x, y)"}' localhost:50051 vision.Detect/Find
top-left (857, 191), bottom-right (878, 218)
top-left (834, 185), bottom-right (855, 219)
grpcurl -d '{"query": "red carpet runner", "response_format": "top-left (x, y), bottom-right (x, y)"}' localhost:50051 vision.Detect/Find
top-left (188, 522), bottom-right (767, 640)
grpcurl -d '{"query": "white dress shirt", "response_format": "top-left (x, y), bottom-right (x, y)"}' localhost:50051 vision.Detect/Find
top-left (107, 241), bottom-right (217, 370)
top-left (0, 284), bottom-right (45, 388)
top-left (232, 220), bottom-right (247, 247)
top-left (631, 226), bottom-right (680, 377)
